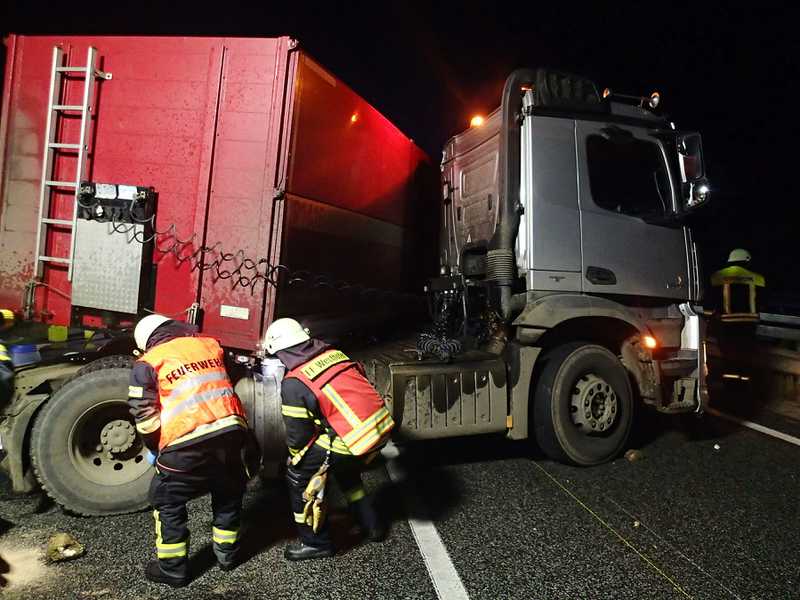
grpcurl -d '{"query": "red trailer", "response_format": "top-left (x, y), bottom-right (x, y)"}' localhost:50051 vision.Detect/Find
top-left (0, 34), bottom-right (433, 350)
top-left (0, 34), bottom-right (434, 515)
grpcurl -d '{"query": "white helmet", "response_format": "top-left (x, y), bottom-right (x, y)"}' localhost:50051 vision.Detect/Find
top-left (728, 248), bottom-right (751, 263)
top-left (263, 318), bottom-right (310, 354)
top-left (134, 314), bottom-right (171, 350)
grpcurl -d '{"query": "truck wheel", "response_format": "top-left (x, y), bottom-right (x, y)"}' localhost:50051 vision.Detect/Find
top-left (30, 366), bottom-right (152, 516)
top-left (75, 354), bottom-right (135, 375)
top-left (533, 343), bottom-right (633, 466)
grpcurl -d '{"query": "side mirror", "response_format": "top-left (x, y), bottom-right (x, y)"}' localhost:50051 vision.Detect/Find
top-left (677, 132), bottom-right (710, 210)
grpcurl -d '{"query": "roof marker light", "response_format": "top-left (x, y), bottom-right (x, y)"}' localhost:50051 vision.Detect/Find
top-left (470, 115), bottom-right (485, 128)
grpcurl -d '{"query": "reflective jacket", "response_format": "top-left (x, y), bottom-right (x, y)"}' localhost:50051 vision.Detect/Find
top-left (284, 349), bottom-right (394, 456)
top-left (132, 335), bottom-right (246, 451)
top-left (710, 265), bottom-right (766, 288)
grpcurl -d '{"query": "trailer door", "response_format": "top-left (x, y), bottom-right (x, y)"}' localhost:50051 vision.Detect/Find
top-left (197, 38), bottom-right (293, 350)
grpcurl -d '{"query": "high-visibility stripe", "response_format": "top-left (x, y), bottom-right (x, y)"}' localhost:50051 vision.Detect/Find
top-left (212, 526), bottom-right (238, 544)
top-left (161, 387), bottom-right (235, 421)
top-left (136, 414), bottom-right (161, 434)
top-left (0, 309), bottom-right (14, 322)
top-left (281, 405), bottom-right (313, 419)
top-left (165, 415), bottom-right (246, 449)
top-left (345, 411), bottom-right (393, 454)
top-left (322, 384), bottom-right (362, 429)
top-left (294, 512), bottom-right (307, 524)
top-left (154, 510), bottom-right (188, 559)
top-left (288, 447), bottom-right (300, 456)
top-left (157, 541), bottom-right (187, 550)
top-left (343, 406), bottom-right (392, 446)
top-left (348, 413), bottom-right (394, 455)
top-left (158, 547), bottom-right (187, 559)
top-left (167, 371), bottom-right (229, 404)
top-left (315, 434), bottom-right (351, 455)
top-left (350, 417), bottom-right (394, 455)
top-left (128, 385), bottom-right (144, 398)
top-left (299, 350), bottom-right (349, 380)
top-left (349, 429), bottom-right (382, 456)
top-left (344, 486), bottom-right (366, 503)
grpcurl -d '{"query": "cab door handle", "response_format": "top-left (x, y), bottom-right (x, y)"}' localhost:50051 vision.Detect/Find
top-left (586, 266), bottom-right (616, 285)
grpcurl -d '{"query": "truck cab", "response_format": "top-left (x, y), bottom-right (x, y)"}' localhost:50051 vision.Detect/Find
top-left (391, 69), bottom-right (710, 465)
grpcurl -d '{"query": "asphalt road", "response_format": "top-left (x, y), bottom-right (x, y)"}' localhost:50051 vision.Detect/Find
top-left (1, 409), bottom-right (798, 600)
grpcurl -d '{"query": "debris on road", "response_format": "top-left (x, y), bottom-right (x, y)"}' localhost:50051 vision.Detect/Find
top-left (45, 533), bottom-right (84, 562)
top-left (624, 449), bottom-right (645, 462)
top-left (633, 520), bottom-right (641, 528)
top-left (713, 443), bottom-right (721, 451)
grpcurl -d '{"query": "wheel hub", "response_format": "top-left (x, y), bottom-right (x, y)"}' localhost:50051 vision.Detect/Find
top-left (571, 374), bottom-right (617, 433)
top-left (100, 419), bottom-right (135, 454)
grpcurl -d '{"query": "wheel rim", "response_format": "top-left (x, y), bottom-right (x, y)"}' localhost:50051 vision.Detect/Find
top-left (570, 373), bottom-right (618, 435)
top-left (68, 400), bottom-right (151, 486)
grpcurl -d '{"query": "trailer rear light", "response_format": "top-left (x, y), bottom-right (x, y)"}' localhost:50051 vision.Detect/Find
top-left (470, 115), bottom-right (485, 128)
top-left (643, 335), bottom-right (658, 349)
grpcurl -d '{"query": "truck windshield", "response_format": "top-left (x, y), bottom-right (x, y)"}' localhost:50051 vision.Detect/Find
top-left (586, 133), bottom-right (672, 218)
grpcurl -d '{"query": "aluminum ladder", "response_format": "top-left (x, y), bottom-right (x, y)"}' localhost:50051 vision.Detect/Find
top-left (32, 46), bottom-right (111, 282)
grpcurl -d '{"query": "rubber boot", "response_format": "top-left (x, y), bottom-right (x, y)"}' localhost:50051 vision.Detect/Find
top-left (351, 496), bottom-right (386, 543)
top-left (145, 560), bottom-right (189, 588)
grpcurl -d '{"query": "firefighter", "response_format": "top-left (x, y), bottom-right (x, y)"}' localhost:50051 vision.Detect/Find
top-left (263, 318), bottom-right (394, 561)
top-left (129, 314), bottom-right (249, 587)
top-left (0, 309), bottom-right (15, 405)
top-left (0, 343), bottom-right (13, 408)
top-left (710, 248), bottom-right (766, 321)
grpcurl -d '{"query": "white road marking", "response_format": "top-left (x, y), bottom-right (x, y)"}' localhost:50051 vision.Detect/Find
top-left (382, 443), bottom-right (470, 600)
top-left (706, 407), bottom-right (800, 447)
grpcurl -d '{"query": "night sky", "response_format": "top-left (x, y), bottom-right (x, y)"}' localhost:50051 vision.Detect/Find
top-left (2, 2), bottom-right (798, 306)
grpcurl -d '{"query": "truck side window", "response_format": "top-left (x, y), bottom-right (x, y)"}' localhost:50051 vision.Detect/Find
top-left (585, 134), bottom-right (670, 218)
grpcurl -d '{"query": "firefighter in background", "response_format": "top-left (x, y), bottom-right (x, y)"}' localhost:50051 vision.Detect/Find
top-left (710, 248), bottom-right (766, 321)
top-left (0, 343), bottom-right (13, 410)
top-left (0, 339), bottom-right (11, 586)
top-left (129, 314), bottom-right (249, 587)
top-left (1, 309), bottom-right (15, 404)
top-left (264, 318), bottom-right (394, 561)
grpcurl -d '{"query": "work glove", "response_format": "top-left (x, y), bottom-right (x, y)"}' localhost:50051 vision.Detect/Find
top-left (301, 463), bottom-right (329, 533)
top-left (144, 449), bottom-right (157, 466)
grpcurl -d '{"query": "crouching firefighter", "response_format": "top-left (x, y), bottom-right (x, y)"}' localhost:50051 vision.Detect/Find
top-left (129, 315), bottom-right (252, 587)
top-left (264, 318), bottom-right (395, 561)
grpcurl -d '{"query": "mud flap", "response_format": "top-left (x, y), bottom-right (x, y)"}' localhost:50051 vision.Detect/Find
top-left (389, 355), bottom-right (508, 440)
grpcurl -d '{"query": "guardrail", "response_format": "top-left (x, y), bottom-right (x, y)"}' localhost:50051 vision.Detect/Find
top-left (707, 316), bottom-right (800, 419)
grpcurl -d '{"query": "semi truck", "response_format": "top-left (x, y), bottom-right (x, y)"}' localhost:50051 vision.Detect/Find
top-left (0, 35), bottom-right (711, 516)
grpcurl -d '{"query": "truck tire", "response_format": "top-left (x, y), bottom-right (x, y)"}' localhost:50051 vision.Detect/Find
top-left (533, 343), bottom-right (633, 466)
top-left (76, 354), bottom-right (135, 375)
top-left (30, 365), bottom-right (152, 516)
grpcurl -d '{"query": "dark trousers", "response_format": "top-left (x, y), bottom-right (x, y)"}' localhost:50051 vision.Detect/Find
top-left (149, 431), bottom-right (246, 578)
top-left (286, 442), bottom-right (379, 549)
